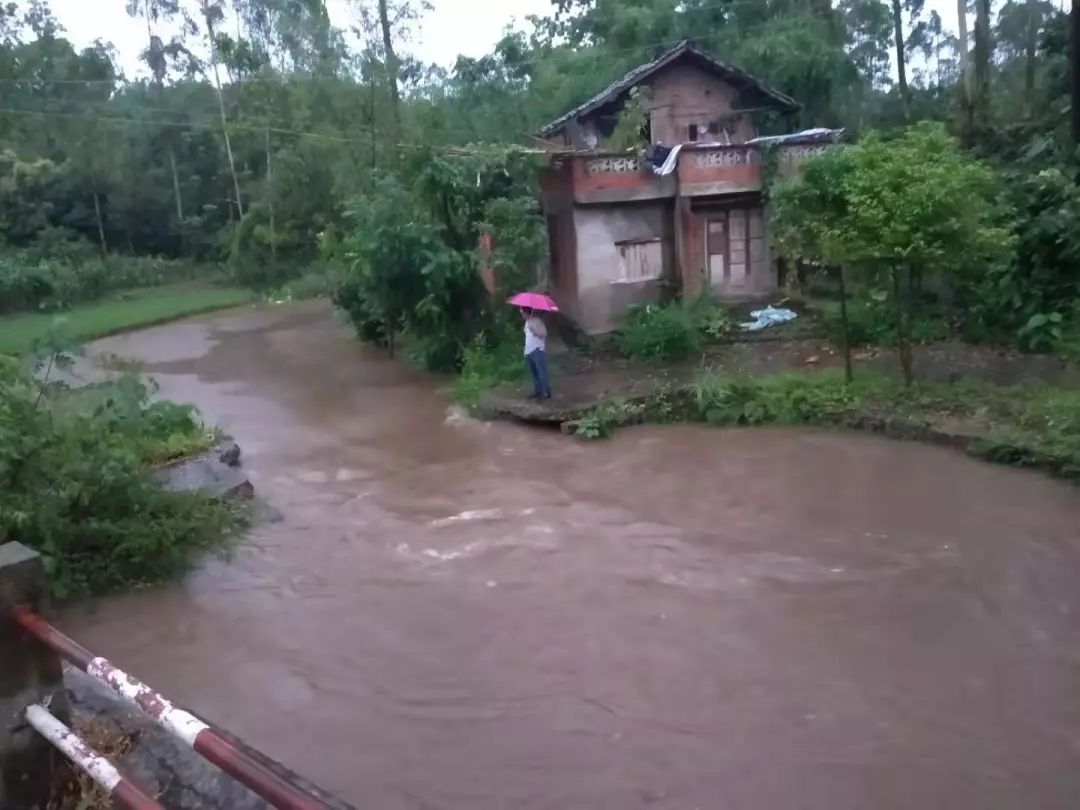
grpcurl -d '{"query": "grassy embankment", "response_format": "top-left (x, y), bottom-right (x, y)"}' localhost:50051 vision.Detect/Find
top-left (0, 285), bottom-right (255, 354)
top-left (571, 370), bottom-right (1080, 479)
top-left (449, 305), bottom-right (1079, 480)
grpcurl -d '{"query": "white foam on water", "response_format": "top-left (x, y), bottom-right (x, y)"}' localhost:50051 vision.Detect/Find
top-left (429, 508), bottom-right (504, 527)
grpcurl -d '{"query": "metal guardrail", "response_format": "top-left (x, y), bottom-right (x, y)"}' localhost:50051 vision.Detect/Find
top-left (13, 605), bottom-right (329, 810)
top-left (24, 703), bottom-right (165, 809)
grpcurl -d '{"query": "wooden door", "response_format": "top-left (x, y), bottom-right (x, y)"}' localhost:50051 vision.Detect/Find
top-left (706, 216), bottom-right (726, 290)
top-left (707, 208), bottom-right (758, 296)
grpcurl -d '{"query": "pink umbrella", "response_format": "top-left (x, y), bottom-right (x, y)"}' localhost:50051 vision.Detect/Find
top-left (508, 291), bottom-right (559, 312)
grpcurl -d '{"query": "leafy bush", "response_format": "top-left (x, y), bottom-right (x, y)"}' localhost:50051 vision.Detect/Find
top-left (689, 298), bottom-right (736, 341)
top-left (1017, 311), bottom-right (1065, 352)
top-left (453, 335), bottom-right (524, 407)
top-left (616, 302), bottom-right (701, 361)
top-left (959, 168), bottom-right (1080, 350)
top-left (335, 171), bottom-right (505, 371)
top-left (333, 149), bottom-right (545, 372)
top-left (691, 372), bottom-right (860, 425)
top-left (0, 352), bottom-right (235, 599)
top-left (575, 398), bottom-right (642, 439)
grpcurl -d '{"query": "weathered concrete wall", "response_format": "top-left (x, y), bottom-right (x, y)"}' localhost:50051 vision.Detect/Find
top-left (0, 542), bottom-right (70, 809)
top-left (540, 162), bottom-right (580, 320)
top-left (647, 63), bottom-right (755, 145)
top-left (559, 62), bottom-right (756, 150)
top-left (572, 202), bottom-right (673, 333)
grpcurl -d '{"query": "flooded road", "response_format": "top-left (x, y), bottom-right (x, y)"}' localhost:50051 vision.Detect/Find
top-left (62, 301), bottom-right (1080, 809)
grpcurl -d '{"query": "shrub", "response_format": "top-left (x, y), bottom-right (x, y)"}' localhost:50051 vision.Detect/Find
top-left (689, 298), bottom-right (736, 341)
top-left (453, 335), bottom-right (524, 407)
top-left (691, 372), bottom-right (860, 425)
top-left (0, 352), bottom-right (236, 599)
top-left (575, 398), bottom-right (643, 439)
top-left (616, 302), bottom-right (700, 361)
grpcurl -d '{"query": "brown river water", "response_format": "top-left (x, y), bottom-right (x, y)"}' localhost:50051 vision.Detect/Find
top-left (60, 301), bottom-right (1080, 809)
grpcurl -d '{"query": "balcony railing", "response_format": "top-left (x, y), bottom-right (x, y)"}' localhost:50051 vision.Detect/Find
top-left (560, 141), bottom-right (832, 203)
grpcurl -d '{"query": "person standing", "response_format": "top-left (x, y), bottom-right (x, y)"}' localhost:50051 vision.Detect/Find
top-left (522, 307), bottom-right (551, 400)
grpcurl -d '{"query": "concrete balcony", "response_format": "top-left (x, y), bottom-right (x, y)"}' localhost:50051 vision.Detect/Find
top-left (677, 145), bottom-right (761, 197)
top-left (569, 155), bottom-right (676, 204)
top-left (551, 141), bottom-right (834, 205)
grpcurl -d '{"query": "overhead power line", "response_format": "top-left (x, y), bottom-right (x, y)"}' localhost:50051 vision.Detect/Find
top-left (0, 105), bottom-right (529, 156)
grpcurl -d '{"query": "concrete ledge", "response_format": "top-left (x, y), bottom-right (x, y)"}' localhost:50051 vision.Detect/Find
top-left (0, 542), bottom-right (70, 809)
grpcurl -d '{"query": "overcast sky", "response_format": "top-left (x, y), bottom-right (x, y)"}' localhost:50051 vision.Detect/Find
top-left (49, 0), bottom-right (961, 79)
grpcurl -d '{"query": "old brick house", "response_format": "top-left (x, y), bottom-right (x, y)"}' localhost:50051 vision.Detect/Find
top-left (537, 40), bottom-right (833, 334)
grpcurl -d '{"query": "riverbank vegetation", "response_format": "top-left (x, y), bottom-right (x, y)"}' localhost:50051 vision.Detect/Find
top-left (573, 371), bottom-right (1080, 480)
top-left (0, 347), bottom-right (238, 599)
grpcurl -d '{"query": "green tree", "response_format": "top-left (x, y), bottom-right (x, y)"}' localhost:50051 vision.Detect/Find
top-left (772, 124), bottom-right (1010, 384)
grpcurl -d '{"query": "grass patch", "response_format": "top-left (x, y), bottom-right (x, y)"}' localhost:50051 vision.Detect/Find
top-left (453, 337), bottom-right (525, 408)
top-left (0, 285), bottom-right (254, 354)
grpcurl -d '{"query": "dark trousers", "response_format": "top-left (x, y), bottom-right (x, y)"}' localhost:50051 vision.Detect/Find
top-left (525, 349), bottom-right (551, 398)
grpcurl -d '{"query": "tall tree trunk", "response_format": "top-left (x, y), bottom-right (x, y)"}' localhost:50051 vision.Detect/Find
top-left (265, 127), bottom-right (276, 263)
top-left (1023, 0), bottom-right (1038, 119)
top-left (202, 3), bottom-right (245, 219)
top-left (973, 0), bottom-right (993, 132)
top-left (368, 73), bottom-right (377, 169)
top-left (957, 0), bottom-right (975, 145)
top-left (142, 3), bottom-right (186, 237)
top-left (892, 268), bottom-right (914, 386)
top-left (835, 266), bottom-right (854, 383)
top-left (93, 189), bottom-right (107, 257)
top-left (837, 266), bottom-right (854, 383)
top-left (377, 0), bottom-right (401, 149)
top-left (891, 0), bottom-right (910, 117)
top-left (168, 146), bottom-right (183, 221)
top-left (1072, 0), bottom-right (1080, 142)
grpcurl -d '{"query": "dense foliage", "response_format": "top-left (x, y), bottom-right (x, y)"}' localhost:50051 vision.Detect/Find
top-left (772, 124), bottom-right (1012, 382)
top-left (333, 148), bottom-right (544, 370)
top-left (0, 0), bottom-right (1073, 362)
top-left (0, 0), bottom-right (1069, 268)
top-left (0, 350), bottom-right (236, 598)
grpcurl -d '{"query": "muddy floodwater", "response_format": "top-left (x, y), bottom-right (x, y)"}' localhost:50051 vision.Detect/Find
top-left (61, 301), bottom-right (1080, 809)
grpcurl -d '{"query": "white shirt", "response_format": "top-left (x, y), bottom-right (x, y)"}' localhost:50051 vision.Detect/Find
top-left (524, 317), bottom-right (546, 355)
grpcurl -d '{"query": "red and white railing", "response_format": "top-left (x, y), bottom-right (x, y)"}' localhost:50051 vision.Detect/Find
top-left (13, 605), bottom-right (329, 810)
top-left (24, 703), bottom-right (165, 809)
